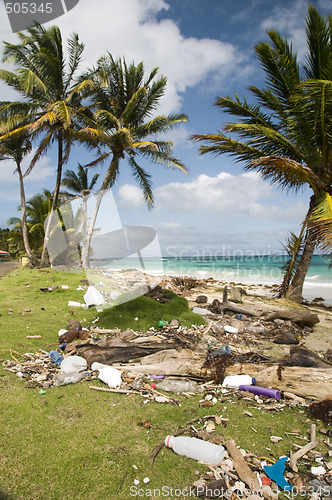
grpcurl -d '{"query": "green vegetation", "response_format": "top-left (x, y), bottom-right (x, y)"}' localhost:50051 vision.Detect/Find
top-left (0, 268), bottom-right (329, 499)
top-left (97, 290), bottom-right (205, 331)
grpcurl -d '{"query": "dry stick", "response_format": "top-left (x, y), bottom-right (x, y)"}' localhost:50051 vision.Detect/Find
top-left (149, 416), bottom-right (201, 467)
top-left (289, 424), bottom-right (316, 472)
top-left (89, 386), bottom-right (140, 394)
top-left (9, 349), bottom-right (21, 364)
top-left (226, 439), bottom-right (261, 492)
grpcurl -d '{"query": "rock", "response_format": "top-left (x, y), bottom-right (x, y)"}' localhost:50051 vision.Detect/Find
top-left (66, 319), bottom-right (82, 331)
top-left (196, 295), bottom-right (208, 304)
top-left (168, 319), bottom-right (181, 328)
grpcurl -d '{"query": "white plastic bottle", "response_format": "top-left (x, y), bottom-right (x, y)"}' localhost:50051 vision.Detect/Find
top-left (222, 375), bottom-right (256, 387)
top-left (165, 435), bottom-right (224, 465)
top-left (156, 379), bottom-right (197, 393)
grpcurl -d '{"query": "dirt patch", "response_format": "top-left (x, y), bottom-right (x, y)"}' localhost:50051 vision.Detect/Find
top-left (144, 285), bottom-right (172, 303)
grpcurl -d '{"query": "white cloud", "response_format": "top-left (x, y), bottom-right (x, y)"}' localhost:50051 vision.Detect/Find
top-left (118, 183), bottom-right (146, 209)
top-left (260, 0), bottom-right (309, 59)
top-left (117, 171), bottom-right (308, 221)
top-left (38, 0), bottom-right (243, 115)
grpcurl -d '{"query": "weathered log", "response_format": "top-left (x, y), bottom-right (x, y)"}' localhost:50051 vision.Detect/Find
top-left (211, 287), bottom-right (260, 316)
top-left (262, 309), bottom-right (319, 327)
top-left (113, 348), bottom-right (211, 379)
top-left (226, 363), bottom-right (332, 400)
top-left (76, 337), bottom-right (182, 366)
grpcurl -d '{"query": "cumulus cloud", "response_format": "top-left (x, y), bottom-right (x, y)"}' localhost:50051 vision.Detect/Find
top-left (152, 171), bottom-right (306, 220)
top-left (118, 184), bottom-right (146, 209)
top-left (32, 0), bottom-right (243, 114)
top-left (260, 0), bottom-right (310, 59)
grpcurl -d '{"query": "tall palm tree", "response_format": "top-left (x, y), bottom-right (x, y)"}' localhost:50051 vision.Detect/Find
top-left (78, 55), bottom-right (188, 268)
top-left (0, 131), bottom-right (38, 264)
top-left (192, 4), bottom-right (332, 303)
top-left (61, 163), bottom-right (99, 263)
top-left (8, 189), bottom-right (53, 257)
top-left (0, 23), bottom-right (93, 267)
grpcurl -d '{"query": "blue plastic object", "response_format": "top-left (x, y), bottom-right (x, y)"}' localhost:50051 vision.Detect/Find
top-left (49, 350), bottom-right (64, 366)
top-left (264, 457), bottom-right (292, 491)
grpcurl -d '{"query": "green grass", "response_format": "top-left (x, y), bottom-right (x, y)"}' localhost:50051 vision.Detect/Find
top-left (97, 290), bottom-right (205, 331)
top-left (0, 268), bottom-right (329, 500)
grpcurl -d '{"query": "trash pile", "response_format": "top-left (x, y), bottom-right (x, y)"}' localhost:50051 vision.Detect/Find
top-left (3, 279), bottom-right (332, 498)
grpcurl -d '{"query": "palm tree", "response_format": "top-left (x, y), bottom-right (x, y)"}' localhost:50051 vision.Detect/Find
top-left (0, 23), bottom-right (93, 267)
top-left (61, 163), bottom-right (99, 263)
top-left (0, 131), bottom-right (38, 264)
top-left (78, 55), bottom-right (188, 268)
top-left (309, 192), bottom-right (332, 262)
top-left (192, 4), bottom-right (332, 302)
top-left (8, 189), bottom-right (53, 257)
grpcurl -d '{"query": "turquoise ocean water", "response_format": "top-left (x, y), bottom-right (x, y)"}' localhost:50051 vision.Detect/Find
top-left (93, 254), bottom-right (332, 304)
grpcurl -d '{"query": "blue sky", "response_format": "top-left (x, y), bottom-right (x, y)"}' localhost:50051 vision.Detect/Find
top-left (0, 0), bottom-right (331, 256)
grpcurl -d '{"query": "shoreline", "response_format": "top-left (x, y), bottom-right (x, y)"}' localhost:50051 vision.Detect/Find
top-left (90, 262), bottom-right (332, 306)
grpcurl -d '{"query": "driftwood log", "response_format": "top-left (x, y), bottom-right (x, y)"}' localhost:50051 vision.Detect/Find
top-left (211, 287), bottom-right (260, 317)
top-left (262, 309), bottom-right (319, 328)
top-left (75, 337), bottom-right (183, 366)
top-left (211, 286), bottom-right (320, 327)
top-left (226, 363), bottom-right (332, 400)
top-left (225, 439), bottom-right (260, 491)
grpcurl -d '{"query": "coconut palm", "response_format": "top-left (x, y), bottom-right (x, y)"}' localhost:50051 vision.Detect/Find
top-left (309, 192), bottom-right (332, 262)
top-left (78, 55), bottom-right (188, 268)
top-left (192, 4), bottom-right (332, 302)
top-left (8, 189), bottom-right (53, 257)
top-left (61, 163), bottom-right (99, 263)
top-left (0, 131), bottom-right (38, 264)
top-left (0, 23), bottom-right (93, 267)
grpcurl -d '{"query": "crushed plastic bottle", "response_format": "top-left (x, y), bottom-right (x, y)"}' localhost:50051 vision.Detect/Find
top-left (53, 371), bottom-right (90, 386)
top-left (49, 350), bottom-right (64, 366)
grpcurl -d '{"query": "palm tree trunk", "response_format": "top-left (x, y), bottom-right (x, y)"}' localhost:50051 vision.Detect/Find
top-left (40, 132), bottom-right (63, 268)
top-left (16, 160), bottom-right (36, 265)
top-left (81, 155), bottom-right (119, 268)
top-left (285, 227), bottom-right (316, 303)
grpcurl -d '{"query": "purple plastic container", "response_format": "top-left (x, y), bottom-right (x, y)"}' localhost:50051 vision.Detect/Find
top-left (239, 385), bottom-right (281, 401)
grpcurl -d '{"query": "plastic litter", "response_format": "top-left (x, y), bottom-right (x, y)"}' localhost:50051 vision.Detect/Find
top-left (264, 457), bottom-right (292, 491)
top-left (60, 355), bottom-right (87, 374)
top-left (54, 371), bottom-right (90, 386)
top-left (222, 375), bottom-right (256, 387)
top-left (158, 320), bottom-right (169, 327)
top-left (49, 350), bottom-right (64, 366)
top-left (156, 379), bottom-right (197, 393)
top-left (224, 325), bottom-right (239, 334)
top-left (83, 286), bottom-right (105, 307)
top-left (98, 366), bottom-right (122, 388)
top-left (239, 385), bottom-right (281, 400)
top-left (210, 345), bottom-right (232, 356)
top-left (192, 307), bottom-right (213, 316)
top-left (165, 435), bottom-right (224, 465)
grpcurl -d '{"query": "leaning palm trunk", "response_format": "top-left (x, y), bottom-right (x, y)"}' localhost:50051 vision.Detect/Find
top-left (81, 155), bottom-right (119, 269)
top-left (40, 133), bottom-right (63, 268)
top-left (17, 160), bottom-right (36, 265)
top-left (284, 227), bottom-right (316, 303)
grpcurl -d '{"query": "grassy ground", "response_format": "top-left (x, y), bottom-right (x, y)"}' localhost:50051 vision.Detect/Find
top-left (0, 268), bottom-right (329, 499)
